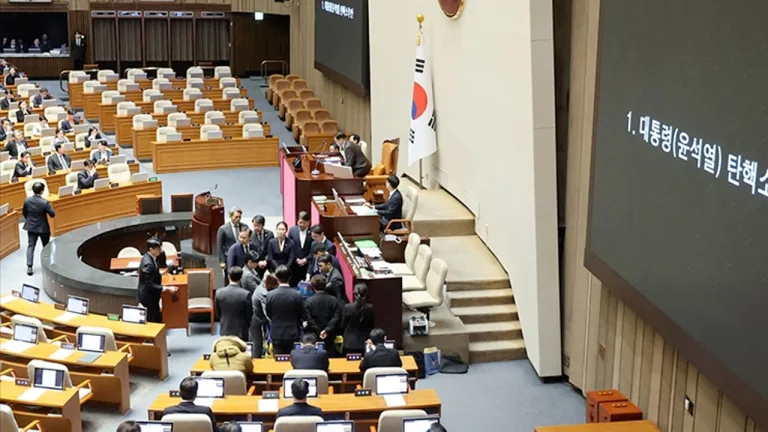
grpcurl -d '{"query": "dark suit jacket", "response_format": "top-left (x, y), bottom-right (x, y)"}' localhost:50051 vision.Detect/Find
top-left (47, 153), bottom-right (71, 172)
top-left (3, 140), bottom-right (26, 158)
top-left (214, 283), bottom-right (251, 340)
top-left (226, 241), bottom-right (258, 272)
top-left (250, 229), bottom-right (274, 260)
top-left (343, 141), bottom-right (372, 177)
top-left (31, 93), bottom-right (51, 108)
top-left (216, 221), bottom-right (247, 265)
top-left (375, 189), bottom-right (403, 230)
top-left (0, 97), bottom-right (11, 110)
top-left (4, 74), bottom-right (16, 86)
top-left (304, 291), bottom-right (341, 336)
top-left (275, 402), bottom-right (324, 420)
top-left (59, 119), bottom-right (74, 132)
top-left (162, 401), bottom-right (220, 432)
top-left (324, 267), bottom-right (347, 303)
top-left (13, 161), bottom-right (32, 179)
top-left (267, 237), bottom-right (295, 271)
top-left (71, 37), bottom-right (87, 60)
top-left (290, 345), bottom-right (330, 372)
top-left (137, 252), bottom-right (162, 302)
top-left (308, 254), bottom-right (341, 277)
top-left (77, 169), bottom-right (98, 190)
top-left (341, 303), bottom-right (375, 352)
top-left (288, 226), bottom-right (312, 259)
top-left (359, 344), bottom-right (402, 373)
top-left (14, 108), bottom-right (32, 124)
top-left (265, 286), bottom-right (304, 342)
top-left (22, 195), bottom-right (55, 234)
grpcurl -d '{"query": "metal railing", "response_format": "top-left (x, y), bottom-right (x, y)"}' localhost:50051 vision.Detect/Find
top-left (260, 60), bottom-right (289, 86)
top-left (58, 68), bottom-right (100, 94)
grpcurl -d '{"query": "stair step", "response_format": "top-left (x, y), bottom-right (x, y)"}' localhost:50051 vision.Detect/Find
top-left (451, 304), bottom-right (518, 324)
top-left (468, 339), bottom-right (527, 364)
top-left (464, 321), bottom-right (522, 342)
top-left (448, 289), bottom-right (514, 308)
top-left (446, 279), bottom-right (511, 292)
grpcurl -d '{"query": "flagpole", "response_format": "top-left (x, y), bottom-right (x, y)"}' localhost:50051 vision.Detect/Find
top-left (417, 14), bottom-right (425, 190)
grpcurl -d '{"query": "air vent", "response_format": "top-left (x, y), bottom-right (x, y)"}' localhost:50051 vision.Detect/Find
top-left (118, 11), bottom-right (142, 17)
top-left (200, 12), bottom-right (226, 18)
top-left (170, 11), bottom-right (194, 18)
top-left (91, 11), bottom-right (117, 17)
top-left (145, 11), bottom-right (169, 18)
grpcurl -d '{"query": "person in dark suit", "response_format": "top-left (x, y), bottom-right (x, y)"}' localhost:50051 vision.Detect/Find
top-left (250, 274), bottom-right (278, 357)
top-left (4, 135), bottom-right (27, 159)
top-left (76, 160), bottom-right (99, 190)
top-left (22, 181), bottom-right (55, 276)
top-left (13, 151), bottom-right (33, 179)
top-left (162, 377), bottom-right (220, 432)
top-left (40, 34), bottom-right (51, 53)
top-left (267, 221), bottom-right (295, 272)
top-left (14, 100), bottom-right (33, 124)
top-left (4, 67), bottom-right (19, 86)
top-left (91, 140), bottom-right (112, 164)
top-left (46, 143), bottom-right (71, 172)
top-left (58, 111), bottom-right (77, 132)
top-left (317, 255), bottom-right (346, 304)
top-left (288, 211), bottom-right (312, 286)
top-left (226, 227), bottom-right (258, 273)
top-left (31, 88), bottom-right (52, 108)
top-left (216, 207), bottom-right (246, 276)
top-left (241, 252), bottom-right (262, 295)
top-left (370, 175), bottom-right (403, 232)
top-left (334, 132), bottom-right (371, 178)
top-left (358, 328), bottom-right (402, 373)
top-left (250, 214), bottom-right (274, 276)
top-left (341, 283), bottom-right (376, 354)
top-left (71, 31), bottom-right (87, 71)
top-left (0, 90), bottom-right (13, 110)
top-left (275, 378), bottom-right (324, 420)
top-left (304, 274), bottom-right (342, 348)
top-left (214, 266), bottom-right (252, 340)
top-left (307, 241), bottom-right (341, 278)
top-left (137, 238), bottom-right (178, 323)
top-left (265, 266), bottom-right (305, 355)
top-left (310, 224), bottom-right (336, 256)
top-left (290, 333), bottom-right (330, 371)
top-left (116, 420), bottom-right (140, 432)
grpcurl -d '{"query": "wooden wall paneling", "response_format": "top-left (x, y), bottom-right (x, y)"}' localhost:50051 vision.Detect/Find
top-left (583, 274), bottom-right (602, 392)
top-left (637, 323), bottom-right (655, 413)
top-left (68, 10), bottom-right (92, 64)
top-left (71, 0), bottom-right (90, 11)
top-left (231, 0), bottom-right (292, 14)
top-left (694, 374), bottom-right (720, 432)
top-left (594, 280), bottom-right (610, 390)
top-left (629, 317), bottom-right (644, 402)
top-left (646, 333), bottom-right (665, 423)
top-left (683, 365), bottom-right (699, 432)
top-left (604, 286), bottom-right (619, 389)
top-left (657, 341), bottom-right (676, 431)
top-left (618, 304), bottom-right (636, 395)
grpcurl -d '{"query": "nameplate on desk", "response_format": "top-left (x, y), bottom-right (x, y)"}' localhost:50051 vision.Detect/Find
top-left (0, 332), bottom-right (10, 340)
top-left (107, 314), bottom-right (119, 321)
top-left (203, 353), bottom-right (211, 360)
top-left (54, 303), bottom-right (66, 310)
top-left (61, 342), bottom-right (75, 350)
top-left (262, 391), bottom-right (279, 399)
top-left (127, 159), bottom-right (136, 164)
top-left (110, 183), bottom-right (119, 188)
top-left (274, 354), bottom-right (290, 362)
top-left (11, 290), bottom-right (20, 298)
top-left (169, 390), bottom-right (180, 397)
top-left (11, 178), bottom-right (19, 183)
top-left (74, 190), bottom-right (82, 195)
top-left (149, 177), bottom-right (159, 182)
top-left (346, 353), bottom-right (362, 361)
top-left (355, 389), bottom-right (372, 397)
top-left (15, 378), bottom-right (30, 387)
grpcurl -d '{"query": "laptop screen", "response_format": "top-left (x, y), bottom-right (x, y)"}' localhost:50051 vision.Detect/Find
top-left (33, 368), bottom-right (65, 390)
top-left (121, 305), bottom-right (147, 324)
top-left (238, 422), bottom-right (264, 432)
top-left (196, 377), bottom-right (225, 398)
top-left (13, 323), bottom-right (38, 344)
top-left (21, 284), bottom-right (40, 303)
top-left (375, 373), bottom-right (409, 395)
top-left (384, 340), bottom-right (395, 350)
top-left (77, 333), bottom-right (106, 353)
top-left (293, 342), bottom-right (325, 351)
top-left (402, 415), bottom-right (440, 432)
top-left (283, 377), bottom-right (318, 399)
top-left (316, 421), bottom-right (354, 432)
top-left (66, 296), bottom-right (89, 315)
top-left (135, 421), bottom-right (173, 432)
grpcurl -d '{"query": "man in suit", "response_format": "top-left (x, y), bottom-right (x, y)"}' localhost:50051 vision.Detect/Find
top-left (304, 274), bottom-right (342, 346)
top-left (317, 255), bottom-right (346, 304)
top-left (31, 88), bottom-right (52, 108)
top-left (22, 181), bottom-right (55, 276)
top-left (371, 175), bottom-right (403, 232)
top-left (226, 227), bottom-right (258, 273)
top-left (216, 207), bottom-right (246, 277)
top-left (91, 140), bottom-right (112, 164)
top-left (288, 211), bottom-right (312, 286)
top-left (310, 224), bottom-right (336, 256)
top-left (40, 34), bottom-right (51, 53)
top-left (46, 143), bottom-right (71, 172)
top-left (290, 333), bottom-right (330, 372)
top-left (4, 135), bottom-right (27, 159)
top-left (250, 214), bottom-right (273, 276)
top-left (265, 266), bottom-right (305, 354)
top-left (359, 328), bottom-right (402, 373)
top-left (0, 90), bottom-right (13, 110)
top-left (77, 160), bottom-right (99, 190)
top-left (162, 377), bottom-right (220, 432)
top-left (275, 378), bottom-right (324, 420)
top-left (334, 132), bottom-right (371, 178)
top-left (214, 266), bottom-right (252, 340)
top-left (307, 241), bottom-right (341, 278)
top-left (71, 31), bottom-right (87, 71)
top-left (137, 239), bottom-right (177, 323)
top-left (59, 111), bottom-right (76, 133)
top-left (13, 151), bottom-right (33, 179)
top-left (241, 252), bottom-right (262, 294)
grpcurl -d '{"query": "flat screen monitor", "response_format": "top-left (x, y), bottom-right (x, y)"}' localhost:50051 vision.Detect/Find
top-left (196, 377), bottom-right (225, 398)
top-left (402, 415), bottom-right (441, 432)
top-left (33, 368), bottom-right (65, 390)
top-left (77, 333), bottom-right (106, 353)
top-left (374, 373), bottom-right (409, 396)
top-left (66, 295), bottom-right (89, 315)
top-left (293, 342), bottom-right (325, 351)
top-left (283, 377), bottom-right (318, 399)
top-left (135, 421), bottom-right (173, 432)
top-left (314, 0), bottom-right (369, 95)
top-left (316, 421), bottom-right (354, 432)
top-left (21, 284), bottom-right (40, 303)
top-left (121, 305), bottom-right (147, 324)
top-left (13, 322), bottom-right (38, 344)
top-left (238, 422), bottom-right (264, 432)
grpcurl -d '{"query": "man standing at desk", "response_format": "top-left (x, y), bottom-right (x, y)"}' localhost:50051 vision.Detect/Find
top-left (77, 160), bottom-right (99, 190)
top-left (334, 132), bottom-right (371, 178)
top-left (370, 175), bottom-right (403, 232)
top-left (22, 181), bottom-right (55, 276)
top-left (137, 238), bottom-right (177, 323)
top-left (217, 207), bottom-right (246, 277)
top-left (71, 31), bottom-right (87, 71)
top-left (288, 211), bottom-right (312, 287)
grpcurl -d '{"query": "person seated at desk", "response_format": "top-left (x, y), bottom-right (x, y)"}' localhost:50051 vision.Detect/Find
top-left (227, 227), bottom-right (258, 273)
top-left (291, 332), bottom-right (330, 371)
top-left (215, 266), bottom-right (252, 341)
top-left (47, 143), bottom-right (71, 172)
top-left (0, 118), bottom-right (12, 141)
top-left (308, 241), bottom-right (341, 279)
top-left (0, 89), bottom-right (13, 110)
top-left (14, 100), bottom-right (33, 124)
top-left (341, 284), bottom-right (376, 355)
top-left (334, 132), bottom-right (371, 178)
top-left (317, 255), bottom-right (346, 305)
top-left (91, 140), bottom-right (112, 164)
top-left (3, 134), bottom-right (26, 159)
top-left (209, 335), bottom-right (254, 374)
top-left (162, 377), bottom-right (221, 432)
top-left (40, 34), bottom-right (51, 53)
top-left (31, 115), bottom-right (49, 137)
top-left (359, 328), bottom-right (402, 373)
top-left (267, 221), bottom-right (295, 272)
top-left (85, 127), bottom-right (102, 148)
top-left (303, 274), bottom-right (342, 349)
top-left (31, 87), bottom-right (53, 108)
top-left (265, 265), bottom-right (305, 355)
top-left (59, 110), bottom-right (76, 132)
top-left (310, 224), bottom-right (336, 256)
top-left (77, 160), bottom-right (98, 190)
top-left (30, 38), bottom-right (43, 52)
top-left (0, 58), bottom-right (8, 72)
top-left (116, 420), bottom-right (140, 432)
top-left (275, 378), bottom-right (325, 420)
top-left (368, 175), bottom-right (403, 232)
top-left (13, 151), bottom-right (33, 178)
top-left (4, 67), bottom-right (18, 86)
top-left (52, 128), bottom-right (70, 146)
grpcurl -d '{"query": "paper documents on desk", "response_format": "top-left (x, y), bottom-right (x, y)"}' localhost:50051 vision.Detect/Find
top-left (258, 399), bottom-right (279, 412)
top-left (194, 398), bottom-right (215, 407)
top-left (18, 387), bottom-right (47, 402)
top-left (324, 157), bottom-right (343, 164)
top-left (1, 340), bottom-right (35, 354)
top-left (0, 295), bottom-right (15, 305)
top-left (384, 394), bottom-right (407, 407)
top-left (56, 312), bottom-right (79, 323)
top-left (345, 197), bottom-right (366, 204)
top-left (127, 261), bottom-right (140, 269)
top-left (350, 205), bottom-right (378, 216)
top-left (49, 348), bottom-right (76, 360)
top-left (371, 261), bottom-right (390, 270)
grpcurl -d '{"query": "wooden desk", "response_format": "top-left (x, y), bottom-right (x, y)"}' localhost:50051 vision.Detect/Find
top-left (29, 145), bottom-right (121, 168)
top-left (160, 273), bottom-right (189, 332)
top-left (280, 149), bottom-right (365, 225)
top-left (0, 340), bottom-right (131, 413)
top-left (118, 110), bottom-right (262, 146)
top-left (46, 179), bottom-right (162, 236)
top-left (311, 197), bottom-right (379, 242)
top-left (110, 255), bottom-right (179, 271)
top-left (0, 210), bottom-right (20, 260)
top-left (3, 56), bottom-right (72, 80)
top-left (534, 421), bottom-right (660, 432)
top-left (12, 132), bottom-right (77, 149)
top-left (153, 137), bottom-right (279, 173)
top-left (13, 119), bottom-right (59, 130)
top-left (85, 87), bottom-right (248, 120)
top-left (0, 380), bottom-right (82, 432)
top-left (133, 123), bottom-right (269, 161)
top-left (0, 162), bottom-right (138, 211)
top-left (148, 388), bottom-right (441, 431)
top-left (0, 296), bottom-right (169, 380)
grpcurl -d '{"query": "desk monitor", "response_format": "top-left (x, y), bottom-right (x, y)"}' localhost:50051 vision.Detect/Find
top-left (41, 127), bottom-right (56, 137)
top-left (131, 172), bottom-right (149, 183)
top-left (121, 305), bottom-right (147, 324)
top-left (196, 377), bottom-right (225, 398)
top-left (375, 373), bottom-right (409, 395)
top-left (283, 377), bottom-right (318, 399)
top-left (164, 132), bottom-right (182, 142)
top-left (42, 99), bottom-right (58, 109)
top-left (208, 116), bottom-right (225, 125)
top-left (25, 114), bottom-right (39, 124)
top-left (70, 160), bottom-right (85, 170)
top-left (205, 130), bottom-right (223, 140)
top-left (161, 105), bottom-right (178, 114)
top-left (33, 367), bottom-right (65, 390)
top-left (132, 72), bottom-right (148, 81)
top-left (159, 71), bottom-right (175, 80)
top-left (188, 70), bottom-right (204, 79)
top-left (77, 332), bottom-right (106, 353)
top-left (135, 421), bottom-right (173, 432)
top-left (8, 101), bottom-right (19, 111)
top-left (402, 415), bottom-right (441, 432)
top-left (74, 124), bottom-right (90, 134)
top-left (316, 421), bottom-right (354, 432)
top-left (62, 143), bottom-right (75, 152)
top-left (28, 147), bottom-right (43, 156)
top-left (31, 167), bottom-right (47, 178)
top-left (66, 295), bottom-right (89, 315)
top-left (111, 155), bottom-right (126, 165)
top-left (2, 49), bottom-right (14, 53)
top-left (57, 185), bottom-right (74, 197)
top-left (15, 77), bottom-right (29, 85)
top-left (28, 48), bottom-right (42, 53)
top-left (94, 178), bottom-right (110, 190)
top-left (0, 151), bottom-right (8, 162)
top-left (13, 322), bottom-right (38, 344)
top-left (0, 173), bottom-right (11, 184)
top-left (238, 422), bottom-right (263, 432)
top-left (0, 203), bottom-right (7, 215)
top-left (21, 284), bottom-right (40, 303)
top-left (173, 117), bottom-right (191, 127)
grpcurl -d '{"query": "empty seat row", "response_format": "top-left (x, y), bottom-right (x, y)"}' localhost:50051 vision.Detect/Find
top-left (70, 66), bottom-right (233, 85)
top-left (293, 119), bottom-right (339, 142)
top-left (132, 110), bottom-right (261, 129)
top-left (156, 123), bottom-right (264, 142)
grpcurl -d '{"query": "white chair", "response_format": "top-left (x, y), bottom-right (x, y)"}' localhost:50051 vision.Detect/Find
top-left (75, 132), bottom-right (88, 148)
top-left (152, 77), bottom-right (171, 90)
top-left (242, 123), bottom-right (264, 138)
top-left (222, 87), bottom-right (239, 100)
top-left (157, 67), bottom-right (175, 79)
top-left (0, 403), bottom-right (43, 432)
top-left (133, 114), bottom-right (153, 129)
top-left (167, 113), bottom-right (188, 128)
top-left (214, 66), bottom-right (231, 79)
top-left (156, 126), bottom-right (178, 143)
top-left (284, 369), bottom-right (330, 395)
top-left (389, 233), bottom-right (420, 276)
top-left (24, 123), bottom-right (38, 137)
top-left (161, 414), bottom-right (212, 432)
top-left (360, 140), bottom-right (371, 161)
top-left (68, 70), bottom-right (88, 83)
top-left (117, 78), bottom-right (137, 92)
top-left (83, 80), bottom-right (104, 94)
top-left (230, 98), bottom-right (249, 112)
top-left (17, 84), bottom-right (36, 98)
top-left (186, 77), bottom-right (204, 89)
top-left (39, 137), bottom-right (55, 154)
top-left (143, 89), bottom-right (163, 103)
top-left (376, 410), bottom-right (428, 432)
top-left (200, 125), bottom-right (221, 141)
top-left (186, 66), bottom-right (204, 80)
top-left (101, 90), bottom-right (121, 105)
top-left (97, 69), bottom-right (117, 83)
top-left (183, 88), bottom-right (202, 101)
top-left (187, 269), bottom-right (214, 335)
top-left (273, 416), bottom-right (324, 432)
top-left (0, 160), bottom-right (16, 177)
top-left (219, 77), bottom-right (237, 89)
top-left (154, 100), bottom-right (173, 114)
top-left (238, 110), bottom-right (259, 124)
top-left (204, 111), bottom-right (225, 125)
top-left (161, 241), bottom-right (178, 256)
top-left (126, 68), bottom-right (147, 81)
top-left (117, 247), bottom-right (142, 258)
top-left (11, 315), bottom-right (52, 343)
top-left (117, 101), bottom-right (137, 116)
top-left (362, 367), bottom-right (409, 393)
top-left (24, 179), bottom-right (49, 198)
top-left (108, 163), bottom-right (131, 184)
top-left (27, 360), bottom-right (93, 404)
top-left (401, 245), bottom-right (432, 291)
top-left (194, 98), bottom-right (214, 113)
top-left (402, 258), bottom-right (447, 323)
top-left (66, 171), bottom-right (79, 186)
top-left (45, 106), bottom-right (65, 120)
top-left (385, 186), bottom-right (420, 235)
top-left (8, 109), bottom-right (21, 125)
top-left (201, 370), bottom-right (252, 396)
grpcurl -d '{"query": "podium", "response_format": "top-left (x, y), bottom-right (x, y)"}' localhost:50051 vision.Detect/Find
top-left (161, 273), bottom-right (189, 331)
top-left (192, 192), bottom-right (224, 254)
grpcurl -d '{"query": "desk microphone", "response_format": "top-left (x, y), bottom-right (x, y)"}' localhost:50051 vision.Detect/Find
top-left (205, 184), bottom-right (218, 196)
top-left (311, 141), bottom-right (330, 177)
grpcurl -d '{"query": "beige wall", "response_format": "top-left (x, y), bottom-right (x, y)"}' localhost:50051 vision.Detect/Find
top-left (562, 1), bottom-right (765, 431)
top-left (369, 0), bottom-right (562, 377)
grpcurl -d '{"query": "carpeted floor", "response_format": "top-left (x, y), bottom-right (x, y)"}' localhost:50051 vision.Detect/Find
top-left (0, 77), bottom-right (586, 432)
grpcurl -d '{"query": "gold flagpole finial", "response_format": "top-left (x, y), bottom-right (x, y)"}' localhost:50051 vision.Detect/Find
top-left (416, 15), bottom-right (424, 46)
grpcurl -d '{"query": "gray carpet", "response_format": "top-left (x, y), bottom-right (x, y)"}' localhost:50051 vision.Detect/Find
top-left (0, 78), bottom-right (586, 431)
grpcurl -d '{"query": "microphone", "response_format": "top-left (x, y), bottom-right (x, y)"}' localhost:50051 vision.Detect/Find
top-left (311, 141), bottom-right (330, 177)
top-left (317, 140), bottom-right (329, 154)
top-left (206, 184), bottom-right (218, 196)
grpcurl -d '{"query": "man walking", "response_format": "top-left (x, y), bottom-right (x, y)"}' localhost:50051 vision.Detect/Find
top-left (22, 182), bottom-right (55, 276)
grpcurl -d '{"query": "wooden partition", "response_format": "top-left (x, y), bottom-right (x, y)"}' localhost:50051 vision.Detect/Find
top-left (231, 12), bottom-right (290, 76)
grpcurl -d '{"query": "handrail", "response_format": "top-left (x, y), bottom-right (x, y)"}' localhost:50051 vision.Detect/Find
top-left (58, 68), bottom-right (100, 94)
top-left (260, 60), bottom-right (288, 86)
